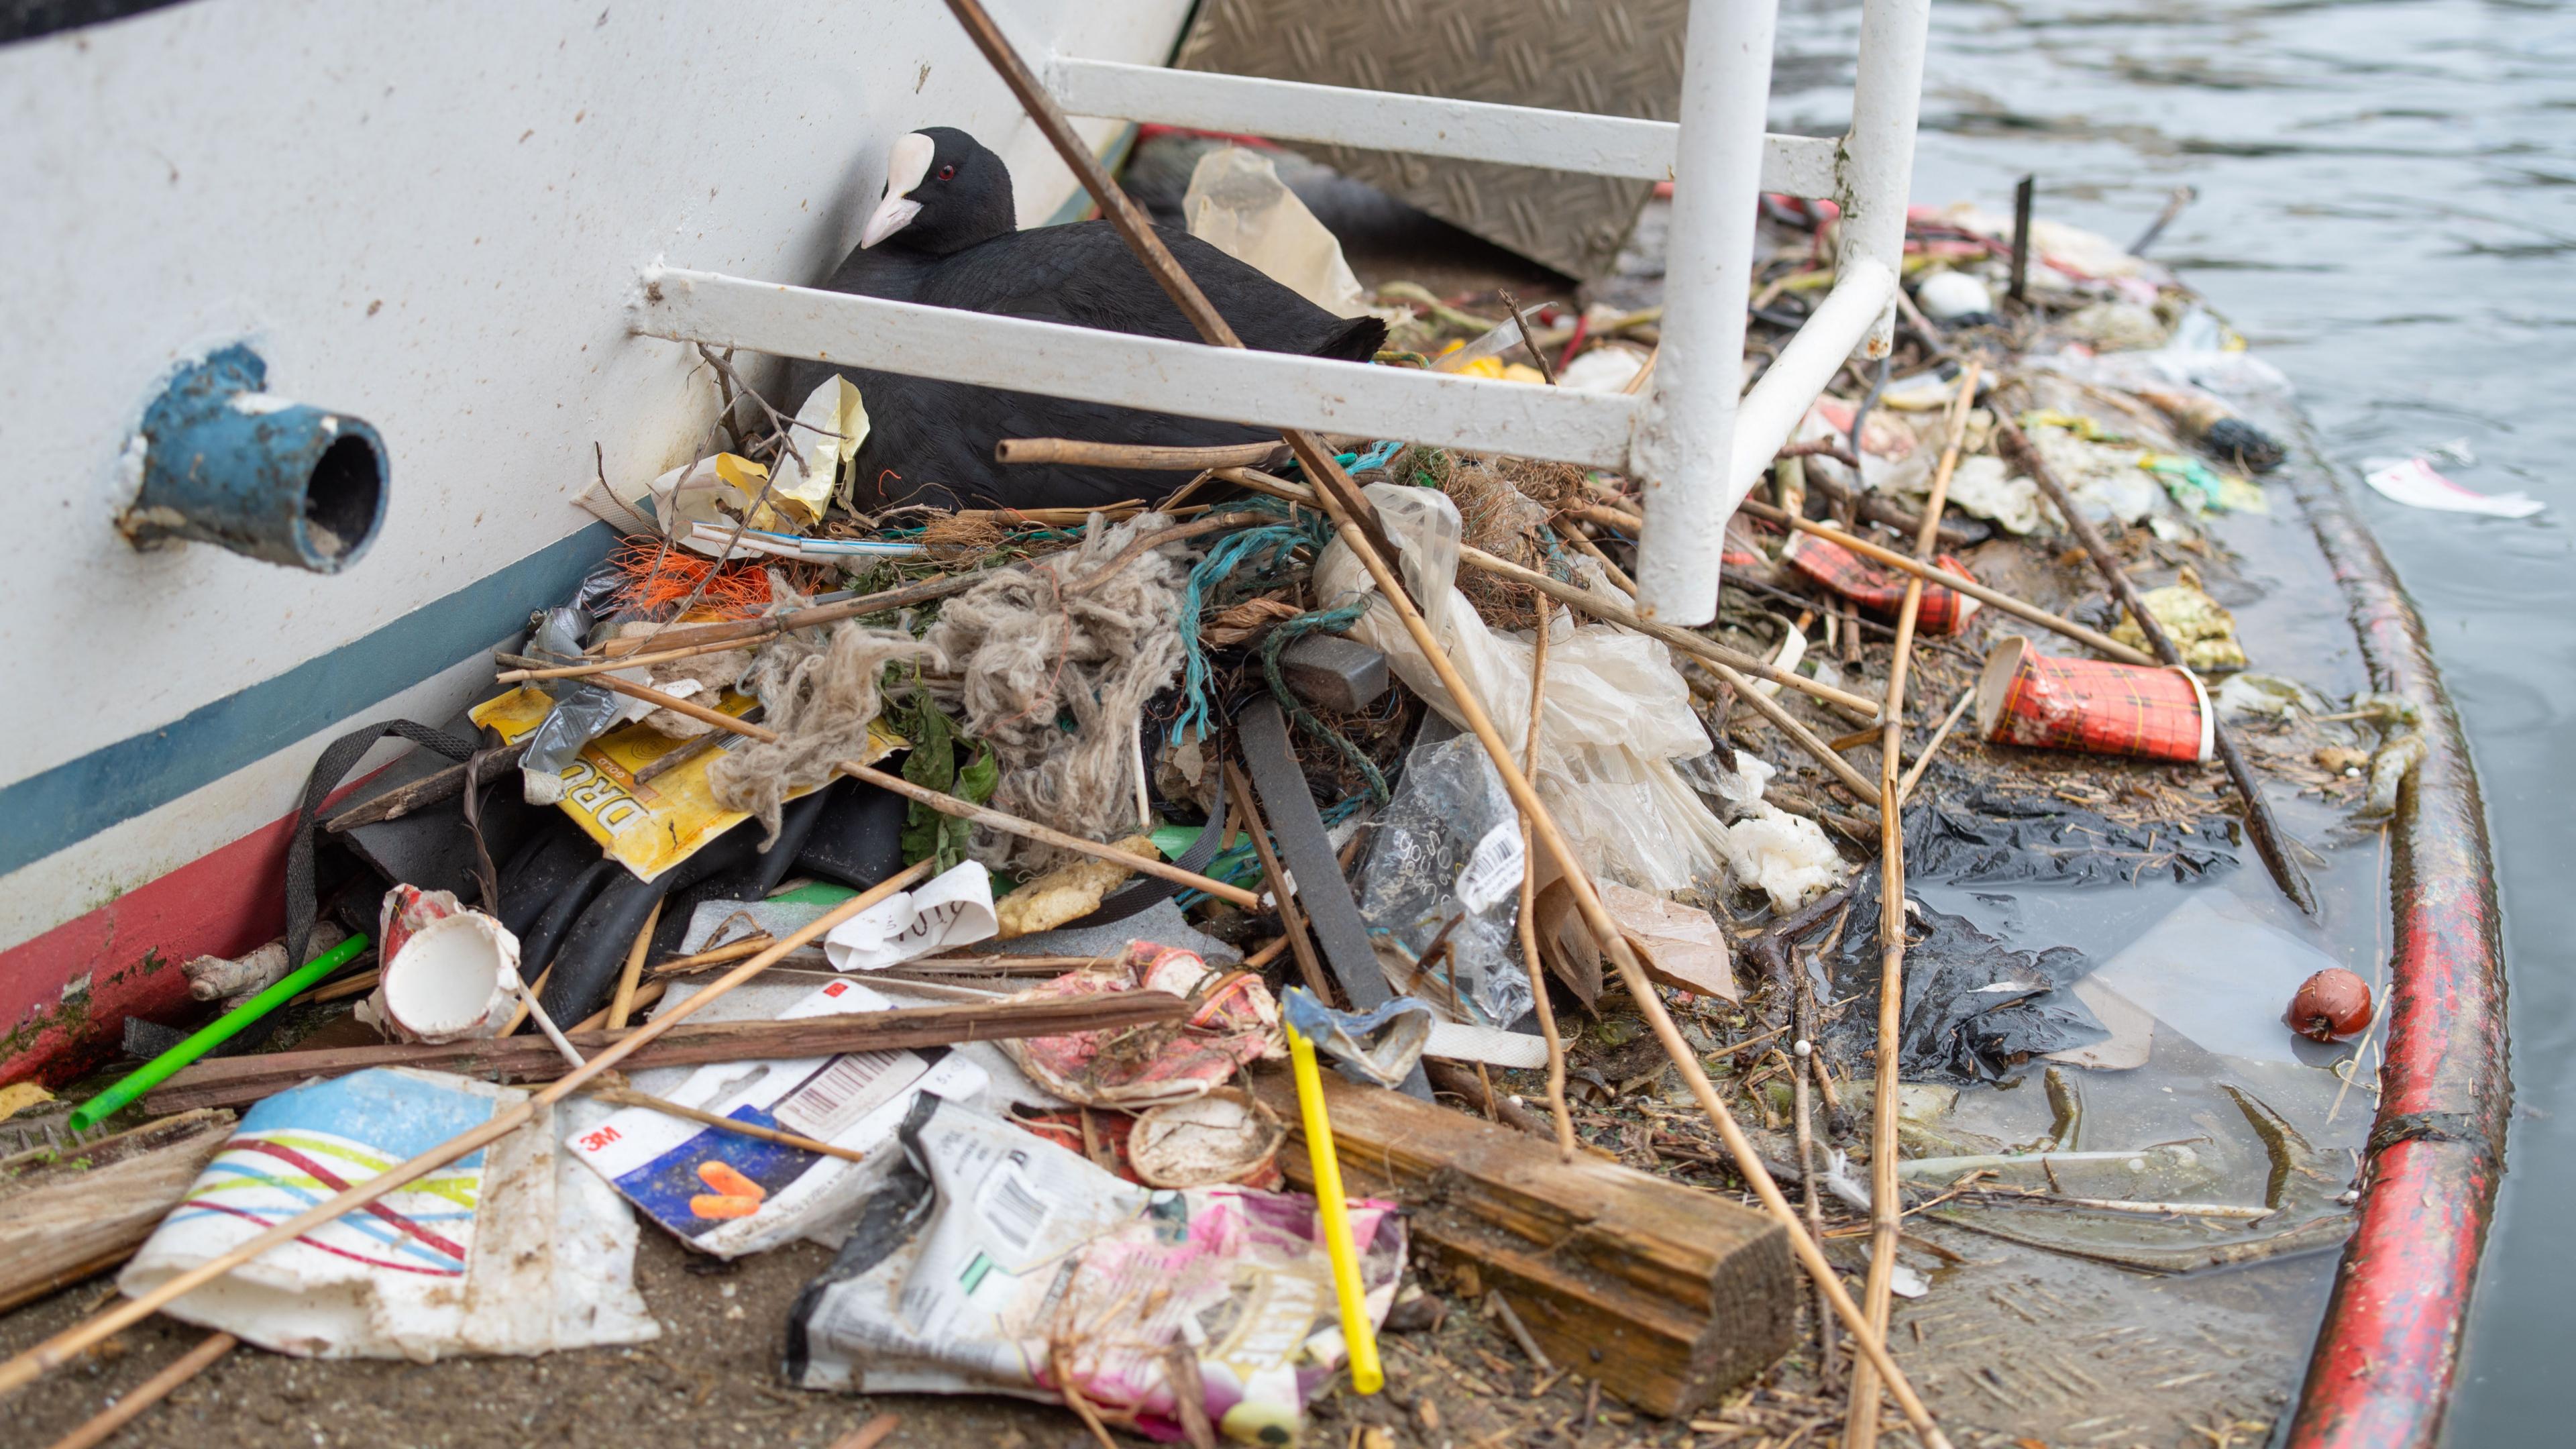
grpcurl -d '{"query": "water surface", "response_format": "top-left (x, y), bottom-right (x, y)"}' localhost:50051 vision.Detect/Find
top-left (1774, 3), bottom-right (2574, 1442)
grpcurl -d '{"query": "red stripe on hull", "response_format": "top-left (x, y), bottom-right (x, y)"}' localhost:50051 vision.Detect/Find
top-left (0, 767), bottom-right (386, 1086)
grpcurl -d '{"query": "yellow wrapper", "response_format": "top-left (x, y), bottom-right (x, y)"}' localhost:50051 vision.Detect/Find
top-left (471, 686), bottom-right (902, 881)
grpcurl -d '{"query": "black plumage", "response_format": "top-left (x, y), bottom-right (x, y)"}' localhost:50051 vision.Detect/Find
top-left (788, 127), bottom-right (1384, 513)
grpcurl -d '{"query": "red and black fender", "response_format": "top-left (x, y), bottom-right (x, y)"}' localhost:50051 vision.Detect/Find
top-left (2284, 460), bottom-right (2510, 1448)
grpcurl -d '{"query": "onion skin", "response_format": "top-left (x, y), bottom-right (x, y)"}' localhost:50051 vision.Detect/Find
top-left (2289, 968), bottom-right (2375, 1041)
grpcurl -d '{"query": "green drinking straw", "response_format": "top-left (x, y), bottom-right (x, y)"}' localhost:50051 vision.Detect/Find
top-left (67, 932), bottom-right (371, 1132)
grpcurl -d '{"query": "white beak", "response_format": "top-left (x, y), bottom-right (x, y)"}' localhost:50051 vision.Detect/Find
top-left (860, 195), bottom-right (921, 248)
top-left (859, 131), bottom-right (937, 249)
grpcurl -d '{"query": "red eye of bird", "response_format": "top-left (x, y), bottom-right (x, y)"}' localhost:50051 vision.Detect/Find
top-left (937, 164), bottom-right (956, 180)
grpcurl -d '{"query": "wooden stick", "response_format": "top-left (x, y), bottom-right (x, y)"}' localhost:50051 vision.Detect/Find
top-left (1518, 601), bottom-right (1578, 1163)
top-left (1895, 688), bottom-right (1975, 806)
top-left (1499, 289), bottom-right (1559, 386)
top-left (649, 935), bottom-right (775, 977)
top-left (938, 11), bottom-right (1942, 1434)
top-left (499, 636), bottom-right (764, 684)
top-left (1558, 527), bottom-right (1640, 597)
top-left (582, 1081), bottom-right (866, 1163)
top-left (997, 437), bottom-right (1283, 471)
top-left (147, 991), bottom-right (1189, 1115)
top-left (579, 672), bottom-right (769, 739)
top-left (935, 0), bottom-right (1409, 584)
top-left (1065, 511), bottom-right (1266, 597)
top-left (606, 899), bottom-right (661, 1031)
top-left (828, 1413), bottom-right (904, 1449)
top-left (42, 1331), bottom-right (237, 1449)
top-left (1295, 445), bottom-right (1953, 1449)
top-left (1847, 358), bottom-right (1978, 1449)
top-left (837, 761), bottom-right (1265, 910)
top-left (0, 861), bottom-right (937, 1397)
top-left (1224, 761), bottom-right (1331, 1003)
top-left (1735, 496), bottom-right (2155, 665)
top-left (323, 743), bottom-right (526, 833)
top-left (1992, 415), bottom-right (2318, 915)
top-left (1457, 545), bottom-right (1878, 717)
top-left (594, 571), bottom-right (982, 658)
top-left (1459, 545), bottom-right (1884, 802)
top-left (575, 979), bottom-right (665, 1034)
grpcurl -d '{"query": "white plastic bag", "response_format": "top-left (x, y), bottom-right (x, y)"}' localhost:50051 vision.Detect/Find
top-left (1183, 147), bottom-right (1377, 319)
top-left (121, 1069), bottom-right (655, 1360)
top-left (1313, 484), bottom-right (1731, 894)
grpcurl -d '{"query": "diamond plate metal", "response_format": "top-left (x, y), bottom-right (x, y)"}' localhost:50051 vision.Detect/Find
top-left (1173, 0), bottom-right (1688, 279)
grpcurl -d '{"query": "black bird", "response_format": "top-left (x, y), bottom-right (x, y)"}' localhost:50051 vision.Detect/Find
top-left (787, 127), bottom-right (1385, 513)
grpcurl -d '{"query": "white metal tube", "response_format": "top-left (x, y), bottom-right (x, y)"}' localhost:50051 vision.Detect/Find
top-left (630, 268), bottom-right (1640, 466)
top-left (1836, 0), bottom-right (1932, 360)
top-left (1725, 259), bottom-right (1896, 504)
top-left (1629, 0), bottom-right (1780, 626)
top-left (1045, 56), bottom-right (1841, 198)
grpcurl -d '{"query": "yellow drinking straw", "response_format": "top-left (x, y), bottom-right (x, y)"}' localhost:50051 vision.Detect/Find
top-left (1284, 1013), bottom-right (1384, 1395)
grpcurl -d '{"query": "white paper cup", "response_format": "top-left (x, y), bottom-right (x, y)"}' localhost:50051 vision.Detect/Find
top-left (378, 912), bottom-right (521, 1042)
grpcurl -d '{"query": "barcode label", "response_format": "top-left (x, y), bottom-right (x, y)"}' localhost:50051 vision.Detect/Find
top-left (1454, 821), bottom-right (1527, 914)
top-left (773, 1049), bottom-right (924, 1142)
top-left (977, 1161), bottom-right (1050, 1256)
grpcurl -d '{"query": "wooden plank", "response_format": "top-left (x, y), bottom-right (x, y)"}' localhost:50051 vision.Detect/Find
top-left (144, 994), bottom-right (1188, 1115)
top-left (0, 1110), bottom-right (234, 1312)
top-left (1252, 1070), bottom-right (1794, 1415)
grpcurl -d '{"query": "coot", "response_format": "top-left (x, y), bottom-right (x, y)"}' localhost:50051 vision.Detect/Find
top-left (786, 127), bottom-right (1385, 513)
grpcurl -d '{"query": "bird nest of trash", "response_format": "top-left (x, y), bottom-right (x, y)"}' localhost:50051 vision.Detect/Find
top-left (5, 140), bottom-right (2419, 1449)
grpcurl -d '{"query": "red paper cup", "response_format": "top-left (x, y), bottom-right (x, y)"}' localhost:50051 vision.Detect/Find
top-left (1976, 636), bottom-right (2212, 763)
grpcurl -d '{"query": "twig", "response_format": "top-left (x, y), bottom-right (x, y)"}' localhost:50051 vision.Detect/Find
top-left (1456, 544), bottom-right (1880, 718)
top-left (938, 9), bottom-right (1949, 1440)
top-left (1066, 511), bottom-right (1266, 597)
top-left (649, 935), bottom-right (776, 977)
top-left (1848, 359), bottom-right (1978, 1449)
top-left (1558, 527), bottom-right (1640, 597)
top-left (1734, 497), bottom-right (2154, 665)
top-left (606, 900), bottom-right (662, 1031)
top-left (1519, 601), bottom-right (1578, 1163)
top-left (997, 437), bottom-right (1283, 470)
top-left (1992, 415), bottom-right (2317, 914)
top-left (498, 635), bottom-right (765, 683)
top-left (827, 1413), bottom-right (904, 1449)
top-left (841, 759), bottom-right (1265, 910)
top-left (581, 1078), bottom-right (866, 1162)
top-left (0, 862), bottom-right (938, 1397)
top-left (1499, 290), bottom-right (1559, 386)
top-left (1225, 761), bottom-right (1331, 1003)
top-left (42, 1331), bottom-right (237, 1449)
top-left (1896, 689), bottom-right (1976, 806)
top-left (1489, 1292), bottom-right (1556, 1374)
top-left (594, 571), bottom-right (984, 658)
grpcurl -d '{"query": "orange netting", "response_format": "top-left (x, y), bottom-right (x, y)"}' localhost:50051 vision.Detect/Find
top-left (607, 535), bottom-right (775, 619)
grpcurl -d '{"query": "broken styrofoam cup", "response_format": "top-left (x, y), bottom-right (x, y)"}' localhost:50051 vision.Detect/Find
top-left (377, 911), bottom-right (521, 1042)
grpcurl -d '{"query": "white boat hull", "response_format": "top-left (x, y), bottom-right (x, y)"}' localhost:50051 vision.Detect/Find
top-left (0, 0), bottom-right (1193, 1079)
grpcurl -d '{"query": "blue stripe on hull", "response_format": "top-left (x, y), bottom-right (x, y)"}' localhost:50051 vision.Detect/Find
top-left (0, 525), bottom-right (615, 876)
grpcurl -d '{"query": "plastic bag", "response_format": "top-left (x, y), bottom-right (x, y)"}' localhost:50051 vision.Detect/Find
top-left (1356, 734), bottom-right (1531, 1025)
top-left (518, 602), bottom-right (631, 804)
top-left (123, 1068), bottom-right (656, 1359)
top-left (786, 1093), bottom-right (1404, 1443)
top-left (1312, 484), bottom-right (1731, 894)
top-left (1183, 146), bottom-right (1377, 319)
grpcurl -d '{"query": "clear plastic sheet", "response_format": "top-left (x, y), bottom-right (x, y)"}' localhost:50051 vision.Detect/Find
top-left (1356, 733), bottom-right (1531, 1026)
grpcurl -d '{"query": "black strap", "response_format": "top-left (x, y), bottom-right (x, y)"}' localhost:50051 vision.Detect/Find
top-left (2365, 1110), bottom-right (2498, 1173)
top-left (286, 720), bottom-right (482, 965)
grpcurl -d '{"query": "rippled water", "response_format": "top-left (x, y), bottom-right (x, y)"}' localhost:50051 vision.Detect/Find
top-left (1773, 3), bottom-right (2574, 1441)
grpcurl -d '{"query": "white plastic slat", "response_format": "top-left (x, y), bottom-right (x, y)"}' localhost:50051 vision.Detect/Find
top-left (1046, 56), bottom-right (1841, 199)
top-left (630, 267), bottom-right (1641, 468)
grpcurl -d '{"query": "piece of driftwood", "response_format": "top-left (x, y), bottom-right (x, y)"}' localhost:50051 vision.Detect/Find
top-left (997, 437), bottom-right (1283, 470)
top-left (1252, 1070), bottom-right (1795, 1417)
top-left (144, 994), bottom-right (1187, 1115)
top-left (322, 742), bottom-right (525, 833)
top-left (0, 1109), bottom-right (234, 1313)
